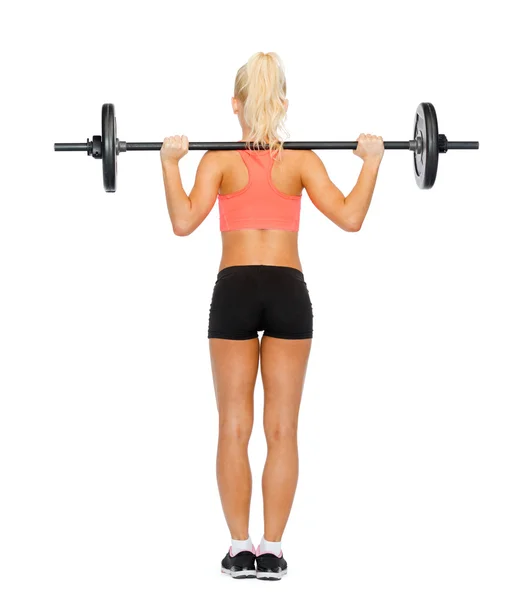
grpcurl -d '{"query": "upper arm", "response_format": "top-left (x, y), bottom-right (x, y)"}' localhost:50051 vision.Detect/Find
top-left (301, 151), bottom-right (348, 230)
top-left (184, 151), bottom-right (223, 234)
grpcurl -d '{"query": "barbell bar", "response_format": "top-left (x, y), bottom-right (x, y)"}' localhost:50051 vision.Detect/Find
top-left (54, 102), bottom-right (479, 193)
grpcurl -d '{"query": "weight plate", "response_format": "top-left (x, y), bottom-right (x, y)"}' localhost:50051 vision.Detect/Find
top-left (102, 103), bottom-right (117, 192)
top-left (413, 102), bottom-right (439, 189)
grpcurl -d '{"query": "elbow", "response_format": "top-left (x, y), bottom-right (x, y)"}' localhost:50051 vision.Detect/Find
top-left (340, 208), bottom-right (364, 232)
top-left (172, 220), bottom-right (195, 237)
top-left (343, 219), bottom-right (363, 232)
top-left (172, 221), bottom-right (192, 236)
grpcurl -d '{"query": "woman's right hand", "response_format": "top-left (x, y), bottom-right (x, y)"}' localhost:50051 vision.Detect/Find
top-left (353, 134), bottom-right (384, 163)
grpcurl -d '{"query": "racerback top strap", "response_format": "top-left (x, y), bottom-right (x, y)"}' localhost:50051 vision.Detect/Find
top-left (217, 149), bottom-right (302, 232)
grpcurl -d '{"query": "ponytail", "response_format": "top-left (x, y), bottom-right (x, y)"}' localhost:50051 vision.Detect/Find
top-left (234, 52), bottom-right (288, 157)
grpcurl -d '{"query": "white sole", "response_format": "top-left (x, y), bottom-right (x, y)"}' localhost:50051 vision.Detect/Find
top-left (221, 567), bottom-right (257, 578)
top-left (256, 568), bottom-right (288, 580)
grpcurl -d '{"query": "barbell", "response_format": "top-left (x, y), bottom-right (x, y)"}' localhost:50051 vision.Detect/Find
top-left (54, 102), bottom-right (479, 193)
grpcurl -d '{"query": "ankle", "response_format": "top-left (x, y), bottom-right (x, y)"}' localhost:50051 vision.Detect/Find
top-left (231, 535), bottom-right (254, 555)
top-left (258, 535), bottom-right (282, 556)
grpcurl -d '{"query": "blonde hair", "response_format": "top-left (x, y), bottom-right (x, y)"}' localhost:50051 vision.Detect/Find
top-left (234, 52), bottom-right (288, 157)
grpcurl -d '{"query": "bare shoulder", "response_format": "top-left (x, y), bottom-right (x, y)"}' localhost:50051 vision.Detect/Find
top-left (199, 150), bottom-right (225, 167)
top-left (278, 148), bottom-right (311, 166)
top-left (280, 149), bottom-right (324, 185)
top-left (202, 150), bottom-right (241, 173)
top-left (281, 149), bottom-right (323, 167)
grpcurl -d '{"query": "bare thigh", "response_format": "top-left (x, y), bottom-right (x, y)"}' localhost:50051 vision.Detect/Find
top-left (210, 338), bottom-right (260, 429)
top-left (261, 336), bottom-right (312, 437)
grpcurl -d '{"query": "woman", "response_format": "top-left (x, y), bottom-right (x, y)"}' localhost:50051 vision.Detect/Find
top-left (160, 52), bottom-right (384, 580)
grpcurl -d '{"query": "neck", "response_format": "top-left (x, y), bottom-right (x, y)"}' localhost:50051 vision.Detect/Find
top-left (240, 131), bottom-right (272, 146)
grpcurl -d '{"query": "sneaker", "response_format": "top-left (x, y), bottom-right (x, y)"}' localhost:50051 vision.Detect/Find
top-left (221, 547), bottom-right (256, 579)
top-left (255, 551), bottom-right (288, 580)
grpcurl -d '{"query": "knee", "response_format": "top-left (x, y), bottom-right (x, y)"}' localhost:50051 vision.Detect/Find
top-left (219, 418), bottom-right (253, 445)
top-left (264, 422), bottom-right (298, 445)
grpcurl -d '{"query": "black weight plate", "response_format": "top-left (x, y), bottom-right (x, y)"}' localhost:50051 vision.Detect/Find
top-left (413, 102), bottom-right (439, 189)
top-left (102, 103), bottom-right (117, 192)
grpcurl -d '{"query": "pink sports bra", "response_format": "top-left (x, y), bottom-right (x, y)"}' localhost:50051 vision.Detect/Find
top-left (217, 150), bottom-right (302, 232)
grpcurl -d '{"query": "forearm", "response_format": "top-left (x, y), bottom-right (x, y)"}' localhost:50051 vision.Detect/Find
top-left (162, 159), bottom-right (192, 229)
top-left (342, 159), bottom-right (381, 229)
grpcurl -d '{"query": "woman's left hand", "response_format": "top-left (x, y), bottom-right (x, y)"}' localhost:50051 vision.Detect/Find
top-left (161, 135), bottom-right (189, 163)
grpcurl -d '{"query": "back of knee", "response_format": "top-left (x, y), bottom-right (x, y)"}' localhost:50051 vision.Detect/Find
top-left (219, 419), bottom-right (253, 444)
top-left (264, 423), bottom-right (298, 445)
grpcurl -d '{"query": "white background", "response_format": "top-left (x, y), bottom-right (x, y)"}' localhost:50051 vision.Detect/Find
top-left (1, 1), bottom-right (520, 598)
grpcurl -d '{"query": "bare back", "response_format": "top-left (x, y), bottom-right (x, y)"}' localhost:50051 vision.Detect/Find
top-left (216, 149), bottom-right (306, 272)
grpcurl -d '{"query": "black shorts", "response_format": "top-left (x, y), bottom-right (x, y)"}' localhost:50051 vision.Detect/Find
top-left (208, 265), bottom-right (313, 340)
